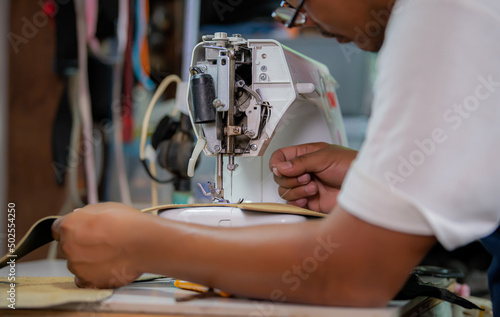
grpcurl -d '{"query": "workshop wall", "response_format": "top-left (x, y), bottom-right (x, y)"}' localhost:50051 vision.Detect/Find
top-left (0, 2), bottom-right (9, 256)
top-left (7, 0), bottom-right (65, 261)
top-left (5, 0), bottom-right (188, 262)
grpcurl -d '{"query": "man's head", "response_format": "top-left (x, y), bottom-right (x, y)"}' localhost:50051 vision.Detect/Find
top-left (273, 0), bottom-right (395, 52)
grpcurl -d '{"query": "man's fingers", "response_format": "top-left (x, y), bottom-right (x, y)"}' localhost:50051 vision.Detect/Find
top-left (278, 183), bottom-right (318, 201)
top-left (272, 167), bottom-right (282, 178)
top-left (273, 172), bottom-right (311, 188)
top-left (278, 151), bottom-right (331, 177)
top-left (287, 198), bottom-right (308, 208)
top-left (51, 217), bottom-right (63, 241)
top-left (272, 146), bottom-right (333, 179)
top-left (74, 276), bottom-right (90, 288)
top-left (269, 142), bottom-right (329, 172)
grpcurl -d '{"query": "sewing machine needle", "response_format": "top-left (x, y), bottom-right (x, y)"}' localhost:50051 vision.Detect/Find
top-left (228, 155), bottom-right (235, 203)
top-left (217, 153), bottom-right (224, 201)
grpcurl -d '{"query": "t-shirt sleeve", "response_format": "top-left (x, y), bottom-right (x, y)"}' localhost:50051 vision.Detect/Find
top-left (337, 0), bottom-right (500, 250)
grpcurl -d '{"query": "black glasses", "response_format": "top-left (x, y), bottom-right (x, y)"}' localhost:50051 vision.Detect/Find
top-left (272, 0), bottom-right (307, 28)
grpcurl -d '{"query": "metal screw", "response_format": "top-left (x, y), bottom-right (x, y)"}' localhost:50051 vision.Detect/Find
top-left (260, 65), bottom-right (267, 72)
top-left (259, 73), bottom-right (267, 81)
top-left (214, 145), bottom-right (221, 153)
top-left (261, 53), bottom-right (267, 59)
top-left (250, 144), bottom-right (258, 151)
top-left (213, 99), bottom-right (224, 109)
top-left (214, 32), bottom-right (227, 40)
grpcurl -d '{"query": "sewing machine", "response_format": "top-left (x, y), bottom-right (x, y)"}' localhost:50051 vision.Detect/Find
top-left (161, 32), bottom-right (347, 226)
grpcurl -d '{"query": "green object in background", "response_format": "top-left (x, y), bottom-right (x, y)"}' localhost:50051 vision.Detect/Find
top-left (173, 191), bottom-right (194, 205)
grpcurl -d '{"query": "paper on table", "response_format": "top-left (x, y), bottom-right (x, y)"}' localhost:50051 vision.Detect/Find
top-left (0, 276), bottom-right (113, 308)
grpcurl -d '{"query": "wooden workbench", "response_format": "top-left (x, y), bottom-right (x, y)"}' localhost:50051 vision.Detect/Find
top-left (0, 260), bottom-right (489, 317)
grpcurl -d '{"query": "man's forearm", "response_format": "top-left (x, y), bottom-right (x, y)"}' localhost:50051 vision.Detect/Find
top-left (131, 208), bottom-right (435, 306)
top-left (133, 214), bottom-right (326, 304)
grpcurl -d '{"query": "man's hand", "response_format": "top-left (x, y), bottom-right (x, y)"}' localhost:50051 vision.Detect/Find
top-left (51, 202), bottom-right (145, 289)
top-left (269, 142), bottom-right (357, 213)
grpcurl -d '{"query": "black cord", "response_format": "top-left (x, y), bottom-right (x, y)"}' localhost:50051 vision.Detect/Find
top-left (140, 159), bottom-right (175, 184)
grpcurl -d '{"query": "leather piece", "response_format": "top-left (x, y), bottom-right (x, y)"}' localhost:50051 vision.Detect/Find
top-left (143, 202), bottom-right (328, 218)
top-left (0, 216), bottom-right (60, 269)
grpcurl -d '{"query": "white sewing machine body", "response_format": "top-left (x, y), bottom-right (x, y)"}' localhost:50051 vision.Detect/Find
top-left (159, 206), bottom-right (306, 227)
top-left (187, 33), bottom-right (348, 204)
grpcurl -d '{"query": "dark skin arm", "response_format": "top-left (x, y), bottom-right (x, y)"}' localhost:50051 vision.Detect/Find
top-left (52, 202), bottom-right (435, 307)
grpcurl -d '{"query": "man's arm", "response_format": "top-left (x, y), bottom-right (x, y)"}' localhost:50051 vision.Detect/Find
top-left (53, 203), bottom-right (435, 307)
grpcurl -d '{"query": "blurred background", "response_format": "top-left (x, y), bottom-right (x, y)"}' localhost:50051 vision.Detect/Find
top-left (0, 0), bottom-right (490, 298)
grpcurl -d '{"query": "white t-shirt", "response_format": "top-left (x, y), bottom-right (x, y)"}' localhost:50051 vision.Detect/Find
top-left (338, 0), bottom-right (500, 250)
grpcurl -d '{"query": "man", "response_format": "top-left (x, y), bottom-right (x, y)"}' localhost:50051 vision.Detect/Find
top-left (52, 0), bottom-right (500, 309)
